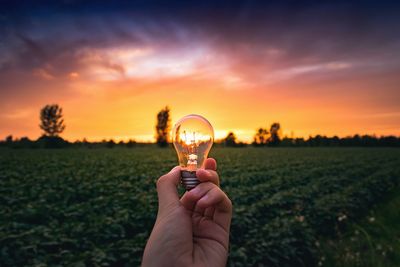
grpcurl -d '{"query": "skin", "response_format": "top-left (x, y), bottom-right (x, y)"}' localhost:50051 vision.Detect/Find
top-left (142, 158), bottom-right (232, 267)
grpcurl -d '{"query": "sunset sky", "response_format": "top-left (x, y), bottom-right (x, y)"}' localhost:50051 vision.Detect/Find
top-left (1, 1), bottom-right (399, 142)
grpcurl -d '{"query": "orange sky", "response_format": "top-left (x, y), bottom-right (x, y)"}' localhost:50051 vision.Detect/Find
top-left (1, 54), bottom-right (399, 143)
top-left (1, 2), bottom-right (399, 143)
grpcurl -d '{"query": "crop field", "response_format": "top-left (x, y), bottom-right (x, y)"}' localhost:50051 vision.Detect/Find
top-left (1, 147), bottom-right (399, 266)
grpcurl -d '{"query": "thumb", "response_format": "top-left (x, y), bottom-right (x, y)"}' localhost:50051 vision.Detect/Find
top-left (156, 166), bottom-right (181, 212)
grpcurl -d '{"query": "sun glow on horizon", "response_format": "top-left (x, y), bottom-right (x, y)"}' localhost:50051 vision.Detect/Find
top-left (1, 3), bottom-right (400, 141)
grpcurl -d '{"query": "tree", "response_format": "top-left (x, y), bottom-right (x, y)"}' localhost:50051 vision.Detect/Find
top-left (253, 127), bottom-right (269, 146)
top-left (106, 139), bottom-right (116, 148)
top-left (269, 122), bottom-right (281, 146)
top-left (39, 104), bottom-right (66, 137)
top-left (5, 135), bottom-right (13, 144)
top-left (126, 139), bottom-right (137, 148)
top-left (155, 106), bottom-right (171, 147)
top-left (224, 132), bottom-right (237, 147)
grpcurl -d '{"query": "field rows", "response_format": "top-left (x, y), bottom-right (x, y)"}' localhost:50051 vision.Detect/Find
top-left (1, 148), bottom-right (399, 266)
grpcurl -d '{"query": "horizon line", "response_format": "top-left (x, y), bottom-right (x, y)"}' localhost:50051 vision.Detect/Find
top-left (3, 132), bottom-right (400, 145)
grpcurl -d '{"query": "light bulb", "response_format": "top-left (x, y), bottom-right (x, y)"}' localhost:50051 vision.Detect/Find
top-left (172, 114), bottom-right (214, 190)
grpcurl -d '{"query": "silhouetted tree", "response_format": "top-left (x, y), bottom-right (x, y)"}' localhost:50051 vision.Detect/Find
top-left (155, 106), bottom-right (171, 147)
top-left (224, 132), bottom-right (237, 147)
top-left (331, 136), bottom-right (340, 146)
top-left (39, 104), bottom-right (66, 137)
top-left (36, 135), bottom-right (68, 148)
top-left (294, 138), bottom-right (306, 146)
top-left (16, 137), bottom-right (35, 148)
top-left (5, 135), bottom-right (13, 144)
top-left (107, 139), bottom-right (116, 148)
top-left (126, 139), bottom-right (137, 148)
top-left (269, 122), bottom-right (281, 146)
top-left (252, 128), bottom-right (269, 146)
top-left (82, 138), bottom-right (89, 147)
top-left (281, 136), bottom-right (295, 147)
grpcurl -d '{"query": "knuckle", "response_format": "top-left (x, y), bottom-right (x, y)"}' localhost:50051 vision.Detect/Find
top-left (209, 185), bottom-right (223, 198)
top-left (206, 181), bottom-right (218, 189)
top-left (221, 190), bottom-right (232, 206)
top-left (222, 198), bottom-right (233, 213)
top-left (227, 198), bottom-right (233, 207)
top-left (212, 176), bottom-right (220, 184)
top-left (156, 174), bottom-right (168, 188)
top-left (226, 197), bottom-right (233, 211)
top-left (210, 170), bottom-right (219, 177)
top-left (195, 182), bottom-right (215, 194)
top-left (211, 171), bottom-right (220, 183)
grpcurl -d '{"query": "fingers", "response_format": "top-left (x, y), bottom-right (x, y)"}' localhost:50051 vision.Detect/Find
top-left (204, 158), bottom-right (217, 171)
top-left (180, 182), bottom-right (214, 212)
top-left (196, 169), bottom-right (219, 186)
top-left (196, 158), bottom-right (219, 186)
top-left (156, 166), bottom-right (181, 212)
top-left (180, 182), bottom-right (232, 231)
top-left (181, 182), bottom-right (232, 231)
top-left (195, 185), bottom-right (231, 213)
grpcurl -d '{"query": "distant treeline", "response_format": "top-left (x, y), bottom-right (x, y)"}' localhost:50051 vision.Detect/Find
top-left (1, 134), bottom-right (400, 149)
top-left (2, 104), bottom-right (399, 149)
top-left (0, 135), bottom-right (143, 149)
top-left (280, 134), bottom-right (400, 147)
top-left (217, 133), bottom-right (400, 147)
top-left (218, 122), bottom-right (400, 147)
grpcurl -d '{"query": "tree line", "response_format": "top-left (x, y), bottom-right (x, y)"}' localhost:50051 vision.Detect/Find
top-left (220, 130), bottom-right (400, 147)
top-left (1, 104), bottom-right (400, 148)
top-left (154, 107), bottom-right (400, 147)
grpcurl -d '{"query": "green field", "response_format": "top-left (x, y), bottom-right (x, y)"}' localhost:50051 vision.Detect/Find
top-left (322, 187), bottom-right (400, 267)
top-left (1, 147), bottom-right (399, 266)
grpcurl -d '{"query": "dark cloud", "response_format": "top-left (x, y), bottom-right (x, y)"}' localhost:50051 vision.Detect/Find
top-left (1, 1), bottom-right (400, 92)
top-left (1, 1), bottom-right (399, 67)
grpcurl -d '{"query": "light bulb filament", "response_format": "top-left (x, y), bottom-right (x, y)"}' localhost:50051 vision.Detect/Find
top-left (183, 131), bottom-right (198, 169)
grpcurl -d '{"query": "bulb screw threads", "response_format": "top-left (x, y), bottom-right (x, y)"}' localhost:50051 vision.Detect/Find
top-left (181, 170), bottom-right (200, 190)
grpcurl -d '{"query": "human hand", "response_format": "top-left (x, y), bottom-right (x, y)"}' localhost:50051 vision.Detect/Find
top-left (142, 158), bottom-right (232, 267)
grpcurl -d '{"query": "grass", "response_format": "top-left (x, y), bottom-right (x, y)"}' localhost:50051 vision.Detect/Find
top-left (321, 188), bottom-right (400, 267)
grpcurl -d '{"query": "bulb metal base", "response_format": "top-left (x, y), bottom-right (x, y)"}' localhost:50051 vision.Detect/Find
top-left (181, 170), bottom-right (200, 190)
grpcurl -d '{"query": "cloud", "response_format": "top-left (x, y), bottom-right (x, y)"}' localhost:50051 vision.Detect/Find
top-left (33, 67), bottom-right (55, 80)
top-left (1, 2), bottom-right (399, 82)
top-left (68, 72), bottom-right (79, 79)
top-left (0, 1), bottom-right (399, 139)
top-left (3, 16), bottom-right (397, 88)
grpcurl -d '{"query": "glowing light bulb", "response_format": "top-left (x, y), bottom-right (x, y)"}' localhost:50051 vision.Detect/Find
top-left (172, 114), bottom-right (214, 190)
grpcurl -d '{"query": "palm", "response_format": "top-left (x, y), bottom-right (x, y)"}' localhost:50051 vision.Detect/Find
top-left (151, 204), bottom-right (228, 266)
